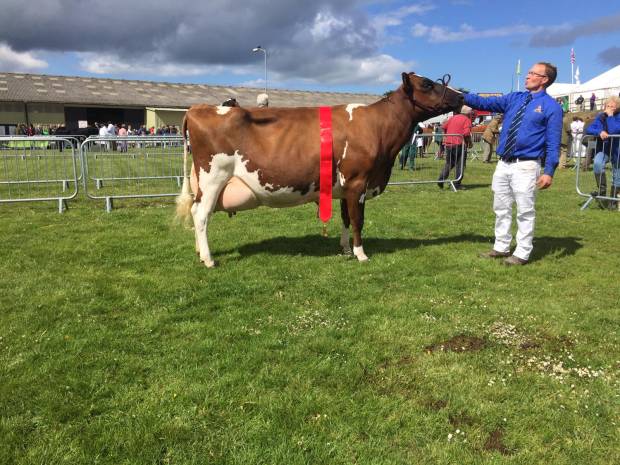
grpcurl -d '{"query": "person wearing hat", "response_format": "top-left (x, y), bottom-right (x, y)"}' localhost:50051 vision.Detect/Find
top-left (437, 105), bottom-right (473, 190)
top-left (464, 62), bottom-right (562, 266)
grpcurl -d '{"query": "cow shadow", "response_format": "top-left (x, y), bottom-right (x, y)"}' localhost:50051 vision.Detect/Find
top-left (219, 233), bottom-right (583, 262)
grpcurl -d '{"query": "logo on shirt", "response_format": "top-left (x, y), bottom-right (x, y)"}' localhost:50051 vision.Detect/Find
top-left (534, 105), bottom-right (543, 113)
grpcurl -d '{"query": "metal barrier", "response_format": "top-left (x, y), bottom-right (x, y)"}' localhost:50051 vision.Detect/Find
top-left (575, 134), bottom-right (620, 210)
top-left (388, 133), bottom-right (467, 192)
top-left (0, 136), bottom-right (80, 212)
top-left (81, 136), bottom-right (185, 211)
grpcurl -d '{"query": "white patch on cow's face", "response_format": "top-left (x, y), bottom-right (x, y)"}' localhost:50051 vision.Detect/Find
top-left (342, 140), bottom-right (348, 159)
top-left (346, 104), bottom-right (366, 121)
top-left (216, 106), bottom-right (232, 115)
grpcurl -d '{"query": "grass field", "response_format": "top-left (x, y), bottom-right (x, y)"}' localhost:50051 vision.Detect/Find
top-left (1, 155), bottom-right (619, 465)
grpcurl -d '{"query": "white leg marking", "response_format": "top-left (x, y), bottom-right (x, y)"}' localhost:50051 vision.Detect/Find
top-left (359, 192), bottom-right (366, 204)
top-left (353, 245), bottom-right (369, 262)
top-left (340, 225), bottom-right (351, 255)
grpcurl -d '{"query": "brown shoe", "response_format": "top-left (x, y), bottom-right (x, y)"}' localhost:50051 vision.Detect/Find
top-left (503, 255), bottom-right (528, 266)
top-left (479, 249), bottom-right (511, 259)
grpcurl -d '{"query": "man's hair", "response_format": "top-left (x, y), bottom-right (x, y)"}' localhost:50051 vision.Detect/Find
top-left (538, 62), bottom-right (557, 87)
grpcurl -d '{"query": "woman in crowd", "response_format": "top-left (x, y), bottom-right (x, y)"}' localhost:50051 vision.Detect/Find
top-left (586, 96), bottom-right (620, 209)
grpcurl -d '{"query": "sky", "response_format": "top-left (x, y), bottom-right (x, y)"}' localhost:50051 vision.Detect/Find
top-left (1, 0), bottom-right (619, 96)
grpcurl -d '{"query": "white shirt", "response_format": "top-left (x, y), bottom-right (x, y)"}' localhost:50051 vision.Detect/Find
top-left (107, 124), bottom-right (117, 135)
top-left (99, 126), bottom-right (108, 137)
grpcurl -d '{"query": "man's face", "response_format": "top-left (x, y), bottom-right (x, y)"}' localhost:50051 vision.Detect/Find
top-left (525, 64), bottom-right (549, 91)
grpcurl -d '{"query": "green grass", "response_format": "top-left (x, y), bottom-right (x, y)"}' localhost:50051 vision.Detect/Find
top-left (1, 156), bottom-right (619, 465)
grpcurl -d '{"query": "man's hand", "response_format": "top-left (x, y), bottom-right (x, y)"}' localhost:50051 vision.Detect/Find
top-left (537, 174), bottom-right (553, 190)
top-left (600, 130), bottom-right (609, 140)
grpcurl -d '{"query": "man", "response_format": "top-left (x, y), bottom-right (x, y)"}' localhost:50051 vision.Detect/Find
top-left (464, 62), bottom-right (562, 265)
top-left (437, 105), bottom-right (473, 190)
top-left (482, 115), bottom-right (502, 163)
top-left (399, 122), bottom-right (423, 170)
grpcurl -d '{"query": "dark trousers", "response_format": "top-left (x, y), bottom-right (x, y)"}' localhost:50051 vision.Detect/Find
top-left (438, 144), bottom-right (467, 186)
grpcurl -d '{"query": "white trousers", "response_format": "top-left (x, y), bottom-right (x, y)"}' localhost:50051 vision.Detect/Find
top-left (491, 159), bottom-right (541, 261)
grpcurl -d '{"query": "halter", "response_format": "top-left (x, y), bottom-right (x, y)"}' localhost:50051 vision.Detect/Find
top-left (410, 74), bottom-right (452, 113)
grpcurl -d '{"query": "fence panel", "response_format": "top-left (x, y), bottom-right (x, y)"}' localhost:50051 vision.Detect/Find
top-left (81, 136), bottom-right (185, 211)
top-left (575, 134), bottom-right (620, 210)
top-left (0, 136), bottom-right (80, 212)
top-left (388, 133), bottom-right (467, 191)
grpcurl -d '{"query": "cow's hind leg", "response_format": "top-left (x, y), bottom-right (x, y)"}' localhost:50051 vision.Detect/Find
top-left (345, 189), bottom-right (368, 262)
top-left (192, 166), bottom-right (232, 268)
top-left (339, 199), bottom-right (352, 255)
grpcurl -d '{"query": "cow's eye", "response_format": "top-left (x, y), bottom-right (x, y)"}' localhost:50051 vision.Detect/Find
top-left (422, 79), bottom-right (434, 89)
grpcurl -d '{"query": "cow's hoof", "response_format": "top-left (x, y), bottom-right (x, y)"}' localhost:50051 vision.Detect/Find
top-left (201, 258), bottom-right (217, 268)
top-left (356, 255), bottom-right (369, 262)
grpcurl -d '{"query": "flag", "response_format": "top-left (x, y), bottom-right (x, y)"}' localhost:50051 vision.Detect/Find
top-left (575, 66), bottom-right (580, 85)
top-left (516, 59), bottom-right (521, 75)
top-left (570, 48), bottom-right (575, 64)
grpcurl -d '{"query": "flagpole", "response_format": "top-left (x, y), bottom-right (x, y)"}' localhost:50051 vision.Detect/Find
top-left (571, 62), bottom-right (574, 85)
top-left (516, 59), bottom-right (521, 92)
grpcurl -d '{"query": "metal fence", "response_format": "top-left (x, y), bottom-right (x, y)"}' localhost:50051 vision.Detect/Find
top-left (80, 136), bottom-right (185, 212)
top-left (388, 133), bottom-right (468, 192)
top-left (575, 134), bottom-right (620, 210)
top-left (0, 136), bottom-right (80, 212)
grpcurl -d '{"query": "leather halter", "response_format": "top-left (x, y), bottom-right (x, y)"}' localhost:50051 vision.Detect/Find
top-left (409, 74), bottom-right (453, 113)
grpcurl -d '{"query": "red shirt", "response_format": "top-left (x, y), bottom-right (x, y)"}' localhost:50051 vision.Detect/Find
top-left (442, 114), bottom-right (471, 146)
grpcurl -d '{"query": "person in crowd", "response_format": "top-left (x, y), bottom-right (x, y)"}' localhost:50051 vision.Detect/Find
top-left (433, 123), bottom-right (444, 158)
top-left (590, 93), bottom-right (597, 111)
top-left (118, 124), bottom-right (128, 152)
top-left (575, 94), bottom-right (585, 112)
top-left (464, 62), bottom-right (562, 265)
top-left (586, 96), bottom-right (620, 209)
top-left (570, 116), bottom-right (584, 165)
top-left (416, 122), bottom-right (426, 157)
top-left (437, 105), bottom-right (473, 190)
top-left (399, 122), bottom-right (423, 170)
top-left (561, 95), bottom-right (569, 113)
top-left (482, 115), bottom-right (502, 163)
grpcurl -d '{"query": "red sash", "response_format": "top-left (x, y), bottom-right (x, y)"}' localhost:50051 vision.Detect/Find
top-left (319, 107), bottom-right (333, 223)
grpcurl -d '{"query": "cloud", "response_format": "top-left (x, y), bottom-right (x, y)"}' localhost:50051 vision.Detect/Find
top-left (372, 3), bottom-right (435, 32)
top-left (0, 42), bottom-right (47, 72)
top-left (529, 14), bottom-right (620, 47)
top-left (411, 22), bottom-right (536, 43)
top-left (0, 0), bottom-right (411, 87)
top-left (598, 47), bottom-right (620, 67)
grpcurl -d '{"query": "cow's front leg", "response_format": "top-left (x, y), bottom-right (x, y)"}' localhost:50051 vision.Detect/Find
top-left (345, 190), bottom-right (368, 262)
top-left (339, 199), bottom-right (352, 255)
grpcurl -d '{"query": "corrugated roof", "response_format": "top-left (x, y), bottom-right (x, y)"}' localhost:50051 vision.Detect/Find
top-left (0, 72), bottom-right (380, 108)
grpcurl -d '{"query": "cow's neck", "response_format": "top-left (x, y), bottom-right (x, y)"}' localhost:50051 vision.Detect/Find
top-left (374, 89), bottom-right (428, 160)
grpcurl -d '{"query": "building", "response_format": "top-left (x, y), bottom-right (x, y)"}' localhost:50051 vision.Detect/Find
top-left (0, 72), bottom-right (380, 135)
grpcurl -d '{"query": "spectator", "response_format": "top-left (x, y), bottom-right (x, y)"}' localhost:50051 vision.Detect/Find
top-left (399, 122), bottom-right (423, 170)
top-left (575, 94), bottom-right (585, 112)
top-left (570, 116), bottom-right (584, 164)
top-left (437, 105), bottom-right (473, 190)
top-left (464, 61), bottom-right (562, 265)
top-left (482, 115), bottom-right (502, 163)
top-left (590, 93), bottom-right (597, 111)
top-left (118, 124), bottom-right (128, 152)
top-left (433, 123), bottom-right (444, 158)
top-left (561, 95), bottom-right (569, 113)
top-left (585, 96), bottom-right (620, 209)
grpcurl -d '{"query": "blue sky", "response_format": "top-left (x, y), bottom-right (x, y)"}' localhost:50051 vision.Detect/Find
top-left (1, 0), bottom-right (619, 95)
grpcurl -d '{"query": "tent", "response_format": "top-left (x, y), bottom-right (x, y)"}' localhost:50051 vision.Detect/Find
top-left (547, 64), bottom-right (620, 110)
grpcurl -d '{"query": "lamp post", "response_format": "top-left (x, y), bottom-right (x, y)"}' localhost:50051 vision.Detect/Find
top-left (252, 46), bottom-right (267, 94)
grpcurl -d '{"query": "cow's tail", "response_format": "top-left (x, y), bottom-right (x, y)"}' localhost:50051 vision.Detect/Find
top-left (176, 113), bottom-right (193, 223)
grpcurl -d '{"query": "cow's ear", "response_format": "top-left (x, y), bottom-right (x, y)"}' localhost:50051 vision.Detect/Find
top-left (402, 72), bottom-right (412, 93)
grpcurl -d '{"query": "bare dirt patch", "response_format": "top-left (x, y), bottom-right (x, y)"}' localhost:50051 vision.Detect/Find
top-left (483, 428), bottom-right (513, 455)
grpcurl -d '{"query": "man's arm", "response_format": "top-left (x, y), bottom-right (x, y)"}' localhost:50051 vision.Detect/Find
top-left (538, 104), bottom-right (563, 189)
top-left (464, 93), bottom-right (511, 113)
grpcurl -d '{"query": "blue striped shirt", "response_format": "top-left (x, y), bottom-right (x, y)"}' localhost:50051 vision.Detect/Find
top-left (464, 90), bottom-right (563, 177)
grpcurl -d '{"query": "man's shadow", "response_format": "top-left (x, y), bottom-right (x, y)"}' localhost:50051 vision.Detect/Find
top-left (218, 233), bottom-right (583, 262)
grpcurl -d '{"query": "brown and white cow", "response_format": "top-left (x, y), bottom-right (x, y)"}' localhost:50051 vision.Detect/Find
top-left (176, 72), bottom-right (463, 267)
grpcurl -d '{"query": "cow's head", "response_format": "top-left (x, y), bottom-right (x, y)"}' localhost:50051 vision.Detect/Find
top-left (400, 72), bottom-right (463, 116)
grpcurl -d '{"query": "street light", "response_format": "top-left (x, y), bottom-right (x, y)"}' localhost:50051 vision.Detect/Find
top-left (252, 45), bottom-right (267, 94)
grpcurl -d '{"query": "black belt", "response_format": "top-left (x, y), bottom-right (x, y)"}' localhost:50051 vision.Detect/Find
top-left (501, 156), bottom-right (539, 163)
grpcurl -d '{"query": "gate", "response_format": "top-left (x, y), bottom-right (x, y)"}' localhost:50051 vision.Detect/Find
top-left (575, 134), bottom-right (620, 210)
top-left (388, 133), bottom-right (467, 191)
top-left (0, 136), bottom-right (80, 212)
top-left (80, 136), bottom-right (185, 211)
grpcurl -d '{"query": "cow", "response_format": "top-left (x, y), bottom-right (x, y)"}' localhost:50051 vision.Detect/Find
top-left (176, 72), bottom-right (463, 267)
